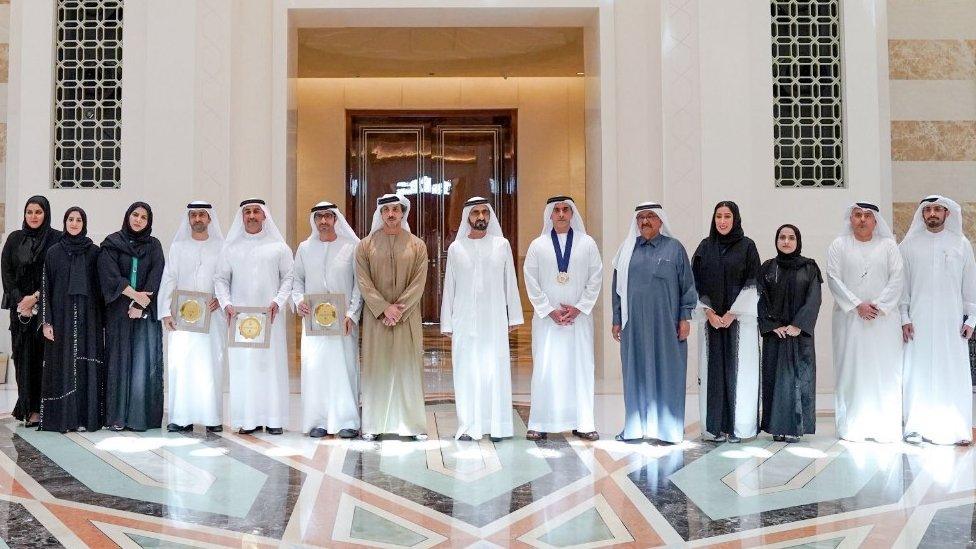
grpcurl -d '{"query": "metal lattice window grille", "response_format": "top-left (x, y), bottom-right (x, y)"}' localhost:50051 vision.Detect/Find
top-left (53, 0), bottom-right (123, 189)
top-left (771, 0), bottom-right (844, 188)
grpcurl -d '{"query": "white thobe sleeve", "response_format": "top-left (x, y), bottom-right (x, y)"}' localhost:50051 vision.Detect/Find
top-left (504, 241), bottom-right (524, 326)
top-left (523, 243), bottom-right (555, 319)
top-left (875, 241), bottom-right (904, 315)
top-left (826, 239), bottom-right (861, 313)
top-left (440, 248), bottom-right (457, 334)
top-left (214, 249), bottom-right (233, 310)
top-left (574, 242), bottom-right (604, 316)
top-left (347, 263), bottom-right (363, 325)
top-left (898, 242), bottom-right (913, 325)
top-left (157, 246), bottom-right (177, 320)
top-left (962, 241), bottom-right (976, 328)
top-left (291, 249), bottom-right (306, 310)
top-left (273, 246), bottom-right (295, 309)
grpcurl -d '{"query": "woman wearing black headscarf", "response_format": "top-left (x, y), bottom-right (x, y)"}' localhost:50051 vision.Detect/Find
top-left (39, 207), bottom-right (105, 432)
top-left (692, 201), bottom-right (762, 442)
top-left (1, 196), bottom-right (61, 426)
top-left (758, 224), bottom-right (822, 442)
top-left (98, 202), bottom-right (165, 431)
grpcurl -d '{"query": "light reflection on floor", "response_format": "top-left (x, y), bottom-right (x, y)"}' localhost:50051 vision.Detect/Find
top-left (1, 402), bottom-right (975, 547)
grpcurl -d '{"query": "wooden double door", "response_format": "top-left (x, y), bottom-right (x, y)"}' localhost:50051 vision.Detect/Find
top-left (346, 110), bottom-right (518, 323)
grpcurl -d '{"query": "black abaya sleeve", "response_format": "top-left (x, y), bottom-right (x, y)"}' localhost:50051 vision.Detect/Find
top-left (89, 246), bottom-right (105, 308)
top-left (40, 251), bottom-right (54, 326)
top-left (790, 263), bottom-right (822, 335)
top-left (743, 240), bottom-right (762, 288)
top-left (1, 232), bottom-right (23, 309)
top-left (97, 247), bottom-right (128, 304)
top-left (140, 240), bottom-right (165, 319)
top-left (757, 262), bottom-right (780, 335)
top-left (691, 239), bottom-right (713, 310)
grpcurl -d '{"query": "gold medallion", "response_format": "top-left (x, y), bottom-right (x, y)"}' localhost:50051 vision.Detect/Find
top-left (556, 272), bottom-right (570, 285)
top-left (238, 316), bottom-right (263, 340)
top-left (179, 299), bottom-right (203, 324)
top-left (314, 302), bottom-right (338, 327)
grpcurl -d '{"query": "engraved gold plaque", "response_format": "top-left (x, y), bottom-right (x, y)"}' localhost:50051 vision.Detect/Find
top-left (179, 299), bottom-right (203, 324)
top-left (238, 316), bottom-right (262, 340)
top-left (170, 290), bottom-right (213, 333)
top-left (314, 302), bottom-right (338, 327)
top-left (303, 293), bottom-right (347, 336)
top-left (227, 306), bottom-right (270, 348)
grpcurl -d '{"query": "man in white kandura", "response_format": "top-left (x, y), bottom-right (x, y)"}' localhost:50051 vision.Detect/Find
top-left (826, 202), bottom-right (904, 443)
top-left (523, 196), bottom-right (603, 441)
top-left (900, 195), bottom-right (976, 446)
top-left (441, 197), bottom-right (523, 442)
top-left (160, 201), bottom-right (225, 433)
top-left (214, 199), bottom-right (294, 435)
top-left (293, 201), bottom-right (363, 439)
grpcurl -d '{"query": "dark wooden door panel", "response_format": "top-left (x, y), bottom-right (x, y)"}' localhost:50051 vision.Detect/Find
top-left (347, 110), bottom-right (517, 323)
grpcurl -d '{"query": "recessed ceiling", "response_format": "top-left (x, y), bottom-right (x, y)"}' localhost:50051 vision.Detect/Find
top-left (297, 27), bottom-right (584, 78)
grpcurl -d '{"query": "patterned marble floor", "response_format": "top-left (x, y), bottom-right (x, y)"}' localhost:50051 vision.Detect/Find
top-left (2, 324), bottom-right (974, 546)
top-left (2, 405), bottom-right (976, 548)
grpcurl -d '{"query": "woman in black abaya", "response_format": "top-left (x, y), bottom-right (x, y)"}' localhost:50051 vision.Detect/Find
top-left (98, 202), bottom-right (165, 431)
top-left (692, 201), bottom-right (762, 442)
top-left (39, 207), bottom-right (104, 432)
top-left (758, 224), bottom-right (822, 442)
top-left (1, 196), bottom-right (61, 426)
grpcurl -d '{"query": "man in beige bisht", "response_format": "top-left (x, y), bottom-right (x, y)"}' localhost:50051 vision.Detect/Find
top-left (355, 194), bottom-right (429, 441)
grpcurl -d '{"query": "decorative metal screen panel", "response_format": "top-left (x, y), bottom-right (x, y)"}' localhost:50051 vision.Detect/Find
top-left (771, 0), bottom-right (844, 188)
top-left (53, 0), bottom-right (123, 189)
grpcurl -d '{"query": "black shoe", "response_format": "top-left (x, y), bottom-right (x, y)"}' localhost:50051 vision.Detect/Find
top-left (458, 434), bottom-right (473, 441)
top-left (773, 435), bottom-right (785, 442)
top-left (238, 427), bottom-right (258, 435)
top-left (573, 430), bottom-right (600, 441)
top-left (110, 424), bottom-right (125, 432)
top-left (309, 427), bottom-right (328, 438)
top-left (206, 425), bottom-right (223, 433)
top-left (24, 421), bottom-right (39, 428)
top-left (167, 423), bottom-right (192, 433)
top-left (490, 436), bottom-right (504, 443)
top-left (727, 435), bottom-right (742, 443)
top-left (266, 427), bottom-right (284, 435)
top-left (784, 435), bottom-right (800, 443)
top-left (337, 429), bottom-right (359, 439)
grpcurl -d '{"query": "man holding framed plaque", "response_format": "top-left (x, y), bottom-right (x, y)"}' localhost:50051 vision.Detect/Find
top-left (214, 199), bottom-right (294, 435)
top-left (159, 201), bottom-right (225, 433)
top-left (293, 201), bottom-right (363, 439)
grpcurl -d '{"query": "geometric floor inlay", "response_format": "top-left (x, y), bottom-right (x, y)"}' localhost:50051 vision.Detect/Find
top-left (4, 403), bottom-right (976, 546)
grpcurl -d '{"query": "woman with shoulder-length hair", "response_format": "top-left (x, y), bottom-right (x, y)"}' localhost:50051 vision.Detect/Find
top-left (39, 207), bottom-right (105, 432)
top-left (98, 202), bottom-right (165, 431)
top-left (1, 196), bottom-right (61, 427)
top-left (758, 224), bottom-right (822, 442)
top-left (692, 201), bottom-right (762, 443)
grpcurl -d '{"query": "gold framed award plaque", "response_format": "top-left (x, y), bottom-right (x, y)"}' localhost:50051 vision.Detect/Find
top-left (227, 307), bottom-right (271, 349)
top-left (171, 290), bottom-right (213, 333)
top-left (304, 293), bottom-right (347, 336)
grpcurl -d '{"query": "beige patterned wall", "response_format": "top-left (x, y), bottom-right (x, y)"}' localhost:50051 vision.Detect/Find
top-left (888, 0), bottom-right (976, 240)
top-left (0, 0), bottom-right (8, 230)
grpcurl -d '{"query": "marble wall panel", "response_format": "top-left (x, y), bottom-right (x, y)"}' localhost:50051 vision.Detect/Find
top-left (889, 40), bottom-right (976, 80)
top-left (891, 121), bottom-right (976, 161)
